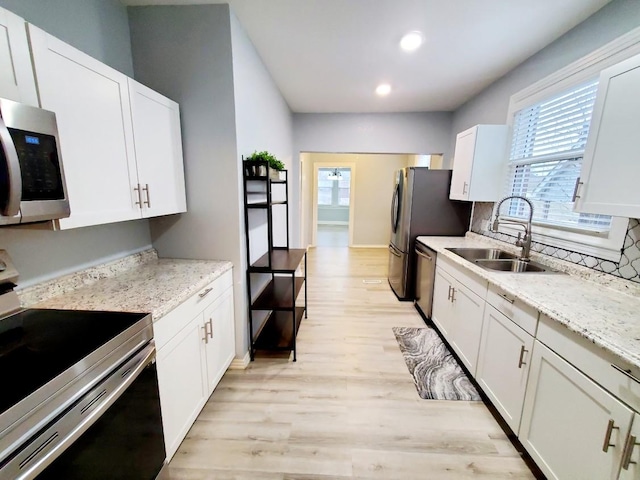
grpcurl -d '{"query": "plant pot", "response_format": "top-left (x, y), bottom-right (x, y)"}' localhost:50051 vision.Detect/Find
top-left (270, 170), bottom-right (282, 180)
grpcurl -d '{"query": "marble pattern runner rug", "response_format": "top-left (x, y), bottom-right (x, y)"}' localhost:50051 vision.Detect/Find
top-left (393, 326), bottom-right (481, 401)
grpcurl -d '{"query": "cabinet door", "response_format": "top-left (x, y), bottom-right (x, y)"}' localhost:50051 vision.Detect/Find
top-left (0, 7), bottom-right (38, 106)
top-left (620, 413), bottom-right (640, 480)
top-left (202, 287), bottom-right (235, 395)
top-left (128, 79), bottom-right (186, 218)
top-left (156, 313), bottom-right (208, 461)
top-left (431, 267), bottom-right (455, 338)
top-left (449, 127), bottom-right (476, 200)
top-left (576, 53), bottom-right (640, 218)
top-left (519, 341), bottom-right (633, 480)
top-left (28, 25), bottom-right (140, 229)
top-left (476, 304), bottom-right (534, 434)
top-left (449, 280), bottom-right (485, 376)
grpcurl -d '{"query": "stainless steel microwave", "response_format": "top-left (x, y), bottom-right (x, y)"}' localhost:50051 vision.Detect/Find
top-left (0, 97), bottom-right (70, 225)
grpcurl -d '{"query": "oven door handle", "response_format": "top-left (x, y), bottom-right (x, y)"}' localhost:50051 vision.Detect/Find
top-left (0, 115), bottom-right (22, 217)
top-left (7, 343), bottom-right (156, 480)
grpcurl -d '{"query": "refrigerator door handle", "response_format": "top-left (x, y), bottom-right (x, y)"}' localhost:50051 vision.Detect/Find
top-left (391, 185), bottom-right (399, 233)
top-left (388, 244), bottom-right (402, 257)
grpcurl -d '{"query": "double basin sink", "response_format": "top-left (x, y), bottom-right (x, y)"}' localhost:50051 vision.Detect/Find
top-left (446, 248), bottom-right (561, 274)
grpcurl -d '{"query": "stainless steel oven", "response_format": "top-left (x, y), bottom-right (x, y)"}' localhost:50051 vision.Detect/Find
top-left (0, 251), bottom-right (166, 479)
top-left (0, 97), bottom-right (70, 225)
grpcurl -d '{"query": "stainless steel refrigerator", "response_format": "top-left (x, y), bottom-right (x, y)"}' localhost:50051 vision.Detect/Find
top-left (388, 168), bottom-right (471, 300)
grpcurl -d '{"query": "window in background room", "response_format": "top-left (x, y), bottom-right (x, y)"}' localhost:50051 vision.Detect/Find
top-left (318, 168), bottom-right (351, 206)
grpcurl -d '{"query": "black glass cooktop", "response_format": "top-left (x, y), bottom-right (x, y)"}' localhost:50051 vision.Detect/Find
top-left (0, 309), bottom-right (148, 416)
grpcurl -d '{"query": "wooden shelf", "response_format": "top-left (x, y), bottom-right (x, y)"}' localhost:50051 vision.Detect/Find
top-left (252, 308), bottom-right (305, 350)
top-left (252, 277), bottom-right (304, 310)
top-left (249, 249), bottom-right (306, 273)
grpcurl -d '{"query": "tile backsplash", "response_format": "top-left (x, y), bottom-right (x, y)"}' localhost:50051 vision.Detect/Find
top-left (471, 202), bottom-right (640, 284)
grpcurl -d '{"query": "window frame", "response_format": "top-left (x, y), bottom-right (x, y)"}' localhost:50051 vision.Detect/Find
top-left (499, 27), bottom-right (640, 261)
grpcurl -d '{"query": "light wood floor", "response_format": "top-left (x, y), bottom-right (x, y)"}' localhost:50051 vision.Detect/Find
top-left (164, 247), bottom-right (536, 479)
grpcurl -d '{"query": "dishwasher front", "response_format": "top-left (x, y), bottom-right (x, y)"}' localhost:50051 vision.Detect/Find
top-left (414, 242), bottom-right (436, 320)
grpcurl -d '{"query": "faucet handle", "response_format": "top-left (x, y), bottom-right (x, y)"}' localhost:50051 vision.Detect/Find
top-left (515, 232), bottom-right (523, 246)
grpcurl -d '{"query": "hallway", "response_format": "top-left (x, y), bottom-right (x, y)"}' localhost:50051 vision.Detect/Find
top-left (163, 247), bottom-right (535, 479)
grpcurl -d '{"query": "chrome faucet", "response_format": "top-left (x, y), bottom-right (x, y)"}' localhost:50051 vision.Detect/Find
top-left (490, 195), bottom-right (534, 261)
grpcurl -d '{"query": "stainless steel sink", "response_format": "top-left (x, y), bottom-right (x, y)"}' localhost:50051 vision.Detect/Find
top-left (446, 248), bottom-right (518, 261)
top-left (475, 259), bottom-right (550, 273)
top-left (446, 247), bottom-right (562, 274)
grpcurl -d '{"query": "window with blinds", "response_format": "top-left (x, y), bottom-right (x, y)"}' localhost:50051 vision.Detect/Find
top-left (504, 79), bottom-right (612, 233)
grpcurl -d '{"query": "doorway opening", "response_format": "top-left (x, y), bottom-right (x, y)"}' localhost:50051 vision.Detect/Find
top-left (316, 167), bottom-right (352, 247)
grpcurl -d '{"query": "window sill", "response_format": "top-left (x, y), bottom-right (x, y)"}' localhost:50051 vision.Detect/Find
top-left (495, 216), bottom-right (627, 262)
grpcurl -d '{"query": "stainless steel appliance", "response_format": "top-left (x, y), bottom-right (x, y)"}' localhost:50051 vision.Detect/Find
top-left (0, 251), bottom-right (165, 479)
top-left (415, 242), bottom-right (437, 319)
top-left (0, 98), bottom-right (70, 225)
top-left (388, 168), bottom-right (471, 300)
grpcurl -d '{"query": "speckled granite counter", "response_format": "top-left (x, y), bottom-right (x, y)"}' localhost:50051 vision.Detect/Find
top-left (18, 249), bottom-right (233, 322)
top-left (417, 233), bottom-right (640, 370)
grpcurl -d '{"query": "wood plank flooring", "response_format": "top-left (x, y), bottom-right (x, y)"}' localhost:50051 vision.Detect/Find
top-left (162, 247), bottom-right (536, 479)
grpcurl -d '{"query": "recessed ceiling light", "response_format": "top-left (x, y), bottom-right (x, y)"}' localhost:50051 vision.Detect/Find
top-left (400, 31), bottom-right (424, 52)
top-left (376, 84), bottom-right (391, 96)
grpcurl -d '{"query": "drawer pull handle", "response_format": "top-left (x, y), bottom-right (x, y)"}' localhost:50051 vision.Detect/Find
top-left (450, 287), bottom-right (456, 303)
top-left (447, 285), bottom-right (452, 301)
top-left (622, 434), bottom-right (639, 469)
top-left (518, 346), bottom-right (528, 368)
top-left (208, 317), bottom-right (213, 339)
top-left (199, 287), bottom-right (213, 298)
top-left (603, 419), bottom-right (619, 452)
top-left (499, 292), bottom-right (515, 304)
top-left (611, 364), bottom-right (640, 384)
top-left (202, 325), bottom-right (209, 344)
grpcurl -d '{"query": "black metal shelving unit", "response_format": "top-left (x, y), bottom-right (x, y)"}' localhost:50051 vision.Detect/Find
top-left (242, 159), bottom-right (307, 361)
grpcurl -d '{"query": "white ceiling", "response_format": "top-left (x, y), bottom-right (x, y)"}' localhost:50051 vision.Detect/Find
top-left (121, 0), bottom-right (612, 113)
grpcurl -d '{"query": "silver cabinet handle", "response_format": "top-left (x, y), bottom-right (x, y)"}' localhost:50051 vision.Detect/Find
top-left (199, 287), bottom-right (213, 298)
top-left (462, 181), bottom-right (468, 195)
top-left (518, 345), bottom-right (528, 368)
top-left (202, 324), bottom-right (209, 344)
top-left (134, 184), bottom-right (142, 207)
top-left (572, 177), bottom-right (583, 202)
top-left (611, 364), bottom-right (640, 384)
top-left (447, 285), bottom-right (453, 301)
top-left (207, 317), bottom-right (213, 339)
top-left (415, 248), bottom-right (433, 261)
top-left (450, 287), bottom-right (456, 303)
top-left (143, 183), bottom-right (151, 207)
top-left (0, 115), bottom-right (22, 216)
top-left (602, 419), bottom-right (619, 452)
top-left (499, 292), bottom-right (515, 304)
top-left (622, 434), bottom-right (639, 469)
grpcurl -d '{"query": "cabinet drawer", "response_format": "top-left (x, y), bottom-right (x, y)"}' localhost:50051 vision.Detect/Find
top-left (537, 314), bottom-right (640, 412)
top-left (436, 254), bottom-right (488, 300)
top-left (154, 270), bottom-right (233, 349)
top-left (486, 284), bottom-right (539, 336)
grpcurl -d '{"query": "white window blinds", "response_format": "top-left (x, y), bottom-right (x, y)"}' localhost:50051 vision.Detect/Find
top-left (504, 80), bottom-right (612, 233)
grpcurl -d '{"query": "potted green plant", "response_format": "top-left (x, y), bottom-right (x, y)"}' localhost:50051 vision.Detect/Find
top-left (246, 151), bottom-right (285, 179)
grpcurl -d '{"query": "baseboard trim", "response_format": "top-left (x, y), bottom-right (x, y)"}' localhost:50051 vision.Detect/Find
top-left (350, 244), bottom-right (387, 248)
top-left (228, 351), bottom-right (251, 369)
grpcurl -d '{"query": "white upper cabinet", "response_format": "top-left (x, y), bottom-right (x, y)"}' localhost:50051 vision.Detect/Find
top-left (575, 53), bottom-right (640, 218)
top-left (0, 7), bottom-right (38, 106)
top-left (28, 25), bottom-right (140, 229)
top-left (449, 125), bottom-right (509, 202)
top-left (128, 79), bottom-right (186, 218)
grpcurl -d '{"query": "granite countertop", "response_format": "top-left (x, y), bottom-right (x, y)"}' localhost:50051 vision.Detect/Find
top-left (20, 251), bottom-right (233, 322)
top-left (417, 233), bottom-right (640, 370)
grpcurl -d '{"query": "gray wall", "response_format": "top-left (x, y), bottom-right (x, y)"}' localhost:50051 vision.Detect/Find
top-left (450, 0), bottom-right (640, 154)
top-left (292, 112), bottom-right (452, 246)
top-left (0, 0), bottom-right (151, 287)
top-left (129, 5), bottom-right (294, 358)
top-left (0, 0), bottom-right (133, 75)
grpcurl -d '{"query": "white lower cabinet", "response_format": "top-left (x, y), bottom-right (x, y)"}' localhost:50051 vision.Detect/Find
top-left (154, 270), bottom-right (235, 461)
top-left (476, 304), bottom-right (534, 434)
top-left (519, 340), bottom-right (633, 480)
top-left (431, 257), bottom-right (487, 375)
